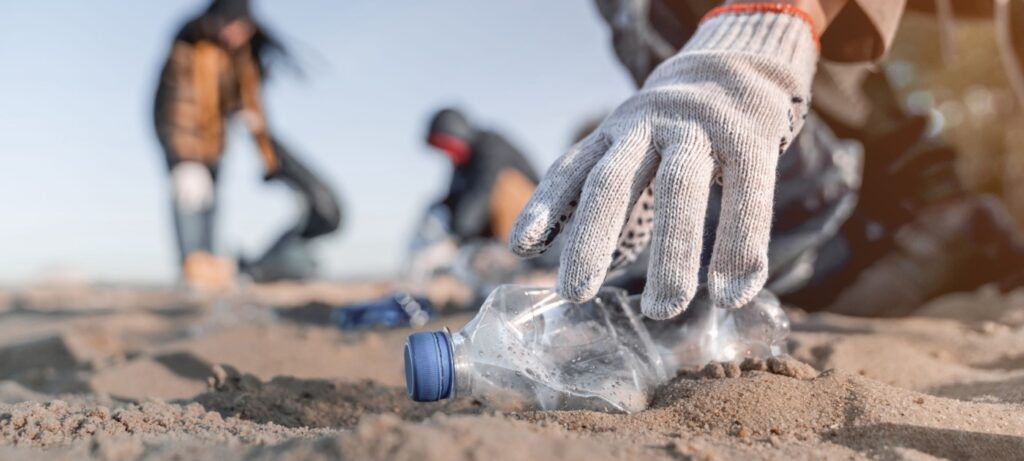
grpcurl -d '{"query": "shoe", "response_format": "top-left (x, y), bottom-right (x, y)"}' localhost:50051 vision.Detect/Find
top-left (182, 251), bottom-right (237, 292)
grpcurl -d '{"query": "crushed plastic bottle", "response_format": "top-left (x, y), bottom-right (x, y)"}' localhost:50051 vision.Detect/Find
top-left (641, 289), bottom-right (789, 372)
top-left (405, 286), bottom-right (664, 412)
top-left (404, 285), bottom-right (789, 413)
top-left (402, 205), bottom-right (530, 301)
top-left (332, 293), bottom-right (434, 331)
top-left (402, 205), bottom-right (459, 292)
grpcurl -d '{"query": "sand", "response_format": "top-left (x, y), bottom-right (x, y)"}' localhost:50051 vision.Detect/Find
top-left (0, 280), bottom-right (1021, 460)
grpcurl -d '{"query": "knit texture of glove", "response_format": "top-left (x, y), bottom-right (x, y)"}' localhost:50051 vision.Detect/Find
top-left (509, 8), bottom-right (818, 319)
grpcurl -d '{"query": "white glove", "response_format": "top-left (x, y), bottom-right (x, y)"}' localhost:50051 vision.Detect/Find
top-left (510, 7), bottom-right (819, 319)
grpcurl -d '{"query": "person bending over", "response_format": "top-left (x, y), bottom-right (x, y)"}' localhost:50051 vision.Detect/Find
top-left (154, 0), bottom-right (341, 289)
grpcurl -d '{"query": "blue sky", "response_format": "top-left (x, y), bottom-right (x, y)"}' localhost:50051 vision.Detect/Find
top-left (0, 1), bottom-right (634, 284)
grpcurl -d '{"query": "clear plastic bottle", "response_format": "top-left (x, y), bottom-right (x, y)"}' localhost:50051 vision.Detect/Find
top-left (331, 293), bottom-right (434, 331)
top-left (404, 285), bottom-right (789, 413)
top-left (641, 289), bottom-right (789, 372)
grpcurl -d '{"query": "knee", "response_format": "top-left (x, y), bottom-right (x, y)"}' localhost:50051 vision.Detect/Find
top-left (171, 161), bottom-right (215, 212)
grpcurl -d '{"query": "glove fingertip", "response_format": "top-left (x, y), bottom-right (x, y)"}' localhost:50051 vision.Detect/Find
top-left (708, 269), bottom-right (767, 310)
top-left (640, 290), bottom-right (691, 320)
top-left (508, 216), bottom-right (560, 258)
top-left (556, 270), bottom-right (602, 304)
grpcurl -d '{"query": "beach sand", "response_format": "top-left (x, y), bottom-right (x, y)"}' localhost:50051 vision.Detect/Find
top-left (0, 279), bottom-right (1021, 460)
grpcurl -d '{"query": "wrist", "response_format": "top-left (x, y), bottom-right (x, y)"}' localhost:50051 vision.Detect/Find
top-left (688, 6), bottom-right (819, 65)
top-left (708, 3), bottom-right (822, 50)
top-left (723, 0), bottom-right (830, 33)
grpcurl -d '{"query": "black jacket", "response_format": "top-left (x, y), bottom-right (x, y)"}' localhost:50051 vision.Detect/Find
top-left (443, 132), bottom-right (538, 240)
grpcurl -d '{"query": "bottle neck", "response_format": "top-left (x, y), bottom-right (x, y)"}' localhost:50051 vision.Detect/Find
top-left (448, 328), bottom-right (473, 398)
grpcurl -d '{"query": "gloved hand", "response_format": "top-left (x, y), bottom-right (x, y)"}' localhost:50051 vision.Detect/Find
top-left (509, 5), bottom-right (819, 319)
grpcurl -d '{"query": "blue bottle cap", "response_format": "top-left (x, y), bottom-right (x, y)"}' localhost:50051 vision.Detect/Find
top-left (404, 331), bottom-right (454, 402)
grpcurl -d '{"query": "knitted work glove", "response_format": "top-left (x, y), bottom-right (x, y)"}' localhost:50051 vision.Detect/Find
top-left (509, 5), bottom-right (819, 319)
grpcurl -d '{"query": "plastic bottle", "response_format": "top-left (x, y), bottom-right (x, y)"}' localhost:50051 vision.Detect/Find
top-left (403, 285), bottom-right (789, 413)
top-left (642, 289), bottom-right (789, 372)
top-left (332, 293), bottom-right (434, 331)
top-left (405, 286), bottom-right (663, 412)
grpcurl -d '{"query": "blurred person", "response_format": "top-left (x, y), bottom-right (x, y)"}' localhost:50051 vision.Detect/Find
top-left (394, 108), bottom-right (551, 302)
top-left (426, 108), bottom-right (539, 245)
top-left (509, 0), bottom-right (1024, 318)
top-left (154, 0), bottom-right (341, 290)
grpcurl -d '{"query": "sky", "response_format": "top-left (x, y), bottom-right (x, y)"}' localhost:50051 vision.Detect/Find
top-left (0, 1), bottom-right (635, 285)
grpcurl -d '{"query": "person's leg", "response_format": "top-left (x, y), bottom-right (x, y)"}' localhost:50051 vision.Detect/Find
top-left (170, 161), bottom-right (236, 289)
top-left (815, 194), bottom-right (1024, 316)
top-left (783, 105), bottom-right (1024, 314)
top-left (171, 161), bottom-right (216, 262)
